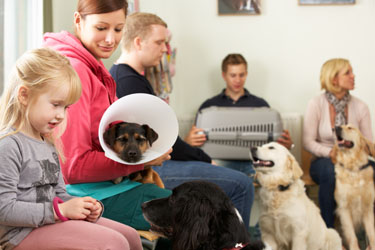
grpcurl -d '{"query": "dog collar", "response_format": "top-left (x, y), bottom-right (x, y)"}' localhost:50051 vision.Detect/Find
top-left (360, 160), bottom-right (375, 171)
top-left (223, 243), bottom-right (248, 250)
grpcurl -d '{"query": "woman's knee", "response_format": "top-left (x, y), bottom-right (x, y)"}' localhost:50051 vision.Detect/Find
top-left (310, 158), bottom-right (335, 183)
top-left (230, 170), bottom-right (254, 196)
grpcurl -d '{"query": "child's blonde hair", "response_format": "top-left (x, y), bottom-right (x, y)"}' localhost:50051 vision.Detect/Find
top-left (0, 47), bottom-right (81, 160)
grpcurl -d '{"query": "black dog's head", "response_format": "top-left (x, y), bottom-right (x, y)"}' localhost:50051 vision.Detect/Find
top-left (103, 122), bottom-right (158, 162)
top-left (142, 180), bottom-right (266, 250)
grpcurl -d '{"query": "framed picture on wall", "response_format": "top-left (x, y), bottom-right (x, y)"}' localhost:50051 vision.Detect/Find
top-left (299, 0), bottom-right (355, 5)
top-left (218, 0), bottom-right (261, 15)
top-left (127, 0), bottom-right (139, 14)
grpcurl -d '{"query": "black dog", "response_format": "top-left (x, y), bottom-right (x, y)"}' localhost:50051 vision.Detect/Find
top-left (142, 180), bottom-right (268, 250)
top-left (103, 121), bottom-right (158, 163)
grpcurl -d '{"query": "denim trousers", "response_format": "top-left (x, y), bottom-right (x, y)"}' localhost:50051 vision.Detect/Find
top-left (153, 160), bottom-right (254, 229)
top-left (214, 159), bottom-right (261, 239)
top-left (309, 157), bottom-right (336, 228)
top-left (214, 159), bottom-right (256, 177)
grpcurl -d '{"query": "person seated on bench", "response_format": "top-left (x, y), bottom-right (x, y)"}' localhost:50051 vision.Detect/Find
top-left (43, 0), bottom-right (172, 232)
top-left (110, 13), bottom-right (254, 231)
top-left (185, 53), bottom-right (293, 178)
top-left (303, 58), bottom-right (372, 228)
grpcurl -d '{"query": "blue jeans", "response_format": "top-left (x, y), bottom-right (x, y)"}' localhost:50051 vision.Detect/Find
top-left (214, 159), bottom-right (256, 177)
top-left (153, 160), bottom-right (254, 229)
top-left (309, 157), bottom-right (336, 228)
top-left (214, 159), bottom-right (261, 239)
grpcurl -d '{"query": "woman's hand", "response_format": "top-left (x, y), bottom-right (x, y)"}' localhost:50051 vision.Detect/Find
top-left (184, 125), bottom-right (207, 147)
top-left (57, 197), bottom-right (98, 220)
top-left (144, 148), bottom-right (172, 167)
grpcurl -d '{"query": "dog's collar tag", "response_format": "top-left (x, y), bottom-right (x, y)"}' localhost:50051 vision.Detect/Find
top-left (223, 243), bottom-right (248, 250)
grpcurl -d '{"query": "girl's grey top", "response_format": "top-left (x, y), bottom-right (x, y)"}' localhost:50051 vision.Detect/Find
top-left (0, 132), bottom-right (73, 249)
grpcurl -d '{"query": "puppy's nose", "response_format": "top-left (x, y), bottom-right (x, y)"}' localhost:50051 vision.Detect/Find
top-left (128, 150), bottom-right (138, 157)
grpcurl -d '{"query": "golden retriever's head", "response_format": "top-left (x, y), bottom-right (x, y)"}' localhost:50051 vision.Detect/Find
top-left (250, 142), bottom-right (303, 188)
top-left (332, 124), bottom-right (375, 166)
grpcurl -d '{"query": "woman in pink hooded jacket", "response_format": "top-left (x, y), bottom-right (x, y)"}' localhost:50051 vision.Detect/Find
top-left (43, 0), bottom-right (171, 230)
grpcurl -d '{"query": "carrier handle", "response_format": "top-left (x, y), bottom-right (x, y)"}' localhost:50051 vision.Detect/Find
top-left (206, 131), bottom-right (275, 141)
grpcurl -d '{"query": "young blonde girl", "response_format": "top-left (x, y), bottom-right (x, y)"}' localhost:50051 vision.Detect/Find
top-left (0, 47), bottom-right (142, 250)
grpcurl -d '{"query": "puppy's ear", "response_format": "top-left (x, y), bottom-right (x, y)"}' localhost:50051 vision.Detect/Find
top-left (142, 124), bottom-right (158, 146)
top-left (103, 125), bottom-right (117, 147)
top-left (361, 136), bottom-right (375, 157)
top-left (287, 155), bottom-right (303, 180)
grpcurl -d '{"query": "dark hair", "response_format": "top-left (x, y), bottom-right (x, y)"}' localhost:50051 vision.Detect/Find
top-left (77, 0), bottom-right (128, 18)
top-left (221, 53), bottom-right (247, 73)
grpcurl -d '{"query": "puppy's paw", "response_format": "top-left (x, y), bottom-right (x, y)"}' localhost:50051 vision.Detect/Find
top-left (112, 176), bottom-right (123, 184)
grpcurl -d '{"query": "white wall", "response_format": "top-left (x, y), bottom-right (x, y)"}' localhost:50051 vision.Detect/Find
top-left (52, 0), bottom-right (76, 33)
top-left (53, 0), bottom-right (375, 131)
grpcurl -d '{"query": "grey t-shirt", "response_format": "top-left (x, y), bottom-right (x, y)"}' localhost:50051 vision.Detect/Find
top-left (0, 132), bottom-right (72, 249)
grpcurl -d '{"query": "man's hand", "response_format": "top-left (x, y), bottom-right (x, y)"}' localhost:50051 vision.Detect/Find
top-left (184, 125), bottom-right (207, 147)
top-left (276, 130), bottom-right (294, 150)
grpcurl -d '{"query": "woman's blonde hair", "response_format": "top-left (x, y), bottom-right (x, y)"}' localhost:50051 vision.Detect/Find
top-left (320, 58), bottom-right (351, 94)
top-left (0, 47), bottom-right (81, 160)
top-left (122, 12), bottom-right (167, 52)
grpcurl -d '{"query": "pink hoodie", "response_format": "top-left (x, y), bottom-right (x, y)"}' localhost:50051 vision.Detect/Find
top-left (43, 31), bottom-right (143, 184)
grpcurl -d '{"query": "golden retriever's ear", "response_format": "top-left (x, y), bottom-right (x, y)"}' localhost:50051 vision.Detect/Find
top-left (287, 155), bottom-right (303, 180)
top-left (361, 136), bottom-right (375, 157)
top-left (331, 145), bottom-right (338, 164)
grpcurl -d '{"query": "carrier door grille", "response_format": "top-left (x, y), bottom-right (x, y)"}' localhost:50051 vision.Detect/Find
top-left (209, 123), bottom-right (274, 148)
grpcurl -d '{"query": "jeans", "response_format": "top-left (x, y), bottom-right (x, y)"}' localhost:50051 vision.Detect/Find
top-left (214, 159), bottom-right (261, 239)
top-left (153, 160), bottom-right (254, 229)
top-left (214, 159), bottom-right (256, 177)
top-left (309, 157), bottom-right (336, 228)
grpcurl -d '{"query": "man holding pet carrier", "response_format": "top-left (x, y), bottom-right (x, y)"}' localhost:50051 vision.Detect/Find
top-left (185, 53), bottom-right (293, 177)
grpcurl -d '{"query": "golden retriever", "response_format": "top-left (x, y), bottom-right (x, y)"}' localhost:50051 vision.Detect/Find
top-left (250, 142), bottom-right (342, 250)
top-left (331, 124), bottom-right (375, 250)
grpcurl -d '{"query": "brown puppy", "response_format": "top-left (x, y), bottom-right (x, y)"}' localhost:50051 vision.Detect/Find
top-left (104, 122), bottom-right (163, 186)
top-left (104, 122), bottom-right (158, 163)
top-left (331, 124), bottom-right (375, 250)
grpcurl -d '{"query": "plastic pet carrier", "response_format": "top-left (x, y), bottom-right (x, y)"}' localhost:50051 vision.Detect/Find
top-left (195, 106), bottom-right (283, 160)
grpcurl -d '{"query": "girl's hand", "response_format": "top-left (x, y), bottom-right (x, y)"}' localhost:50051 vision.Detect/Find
top-left (57, 197), bottom-right (97, 220)
top-left (85, 200), bottom-right (103, 222)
